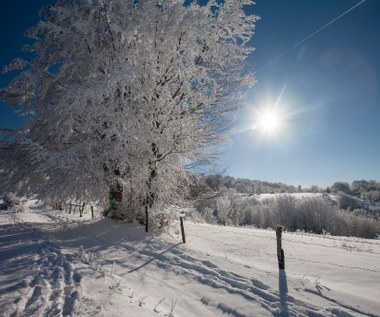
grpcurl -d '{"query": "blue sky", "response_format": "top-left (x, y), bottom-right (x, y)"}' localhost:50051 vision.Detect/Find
top-left (0, 0), bottom-right (379, 188)
top-left (226, 0), bottom-right (380, 188)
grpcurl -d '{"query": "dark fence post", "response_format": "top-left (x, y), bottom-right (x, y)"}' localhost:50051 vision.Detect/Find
top-left (69, 202), bottom-right (72, 214)
top-left (145, 205), bottom-right (149, 232)
top-left (276, 225), bottom-right (285, 270)
top-left (91, 206), bottom-right (94, 219)
top-left (80, 202), bottom-right (85, 217)
top-left (180, 216), bottom-right (186, 244)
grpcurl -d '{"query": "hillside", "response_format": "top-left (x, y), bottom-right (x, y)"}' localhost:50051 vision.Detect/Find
top-left (1, 201), bottom-right (379, 317)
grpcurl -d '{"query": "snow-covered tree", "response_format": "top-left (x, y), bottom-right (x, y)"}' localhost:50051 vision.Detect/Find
top-left (216, 196), bottom-right (231, 226)
top-left (0, 0), bottom-right (258, 228)
top-left (331, 182), bottom-right (351, 194)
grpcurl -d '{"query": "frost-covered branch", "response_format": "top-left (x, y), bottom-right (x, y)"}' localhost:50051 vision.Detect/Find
top-left (0, 0), bottom-right (259, 225)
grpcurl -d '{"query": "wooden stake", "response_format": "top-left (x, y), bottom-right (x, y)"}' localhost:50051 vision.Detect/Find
top-left (276, 225), bottom-right (285, 270)
top-left (80, 202), bottom-right (85, 217)
top-left (180, 216), bottom-right (186, 244)
top-left (69, 202), bottom-right (72, 214)
top-left (145, 205), bottom-right (149, 232)
top-left (91, 206), bottom-right (94, 219)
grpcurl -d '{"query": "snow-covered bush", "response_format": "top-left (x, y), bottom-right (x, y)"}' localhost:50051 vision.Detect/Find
top-left (194, 193), bottom-right (380, 238)
top-left (275, 195), bottom-right (297, 230)
top-left (295, 197), bottom-right (329, 234)
top-left (78, 245), bottom-right (97, 266)
top-left (201, 207), bottom-right (216, 224)
top-left (247, 203), bottom-right (275, 229)
top-left (216, 196), bottom-right (232, 226)
top-left (337, 192), bottom-right (363, 210)
top-left (2, 192), bottom-right (20, 209)
top-left (232, 196), bottom-right (259, 226)
top-left (189, 209), bottom-right (203, 223)
top-left (18, 202), bottom-right (29, 213)
top-left (363, 190), bottom-right (380, 202)
top-left (325, 209), bottom-right (380, 239)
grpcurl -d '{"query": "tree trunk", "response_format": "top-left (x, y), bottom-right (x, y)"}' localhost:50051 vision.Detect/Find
top-left (145, 146), bottom-right (158, 232)
top-left (145, 204), bottom-right (149, 232)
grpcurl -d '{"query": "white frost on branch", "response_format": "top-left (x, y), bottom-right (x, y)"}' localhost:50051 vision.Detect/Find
top-left (0, 0), bottom-right (259, 223)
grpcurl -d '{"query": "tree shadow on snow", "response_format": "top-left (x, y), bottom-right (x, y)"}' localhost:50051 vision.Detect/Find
top-left (128, 242), bottom-right (182, 273)
top-left (49, 218), bottom-right (185, 273)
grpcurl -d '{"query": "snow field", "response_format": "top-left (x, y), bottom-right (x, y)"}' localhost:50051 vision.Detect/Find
top-left (1, 201), bottom-right (379, 317)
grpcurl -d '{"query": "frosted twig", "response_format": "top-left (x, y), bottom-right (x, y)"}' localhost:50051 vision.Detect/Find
top-left (167, 297), bottom-right (180, 317)
top-left (109, 279), bottom-right (123, 290)
top-left (138, 296), bottom-right (147, 307)
top-left (154, 297), bottom-right (166, 313)
top-left (110, 261), bottom-right (115, 277)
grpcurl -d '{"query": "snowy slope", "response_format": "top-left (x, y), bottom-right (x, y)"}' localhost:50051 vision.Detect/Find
top-left (1, 201), bottom-right (379, 317)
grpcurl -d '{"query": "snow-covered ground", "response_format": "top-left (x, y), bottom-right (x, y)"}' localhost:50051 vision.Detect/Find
top-left (1, 200), bottom-right (379, 317)
top-left (255, 193), bottom-right (324, 201)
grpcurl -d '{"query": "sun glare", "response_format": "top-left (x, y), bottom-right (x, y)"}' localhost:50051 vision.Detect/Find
top-left (259, 112), bottom-right (279, 132)
top-left (254, 109), bottom-right (283, 136)
top-left (247, 84), bottom-right (293, 139)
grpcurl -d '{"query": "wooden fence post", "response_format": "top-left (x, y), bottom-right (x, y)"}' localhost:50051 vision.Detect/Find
top-left (91, 206), bottom-right (94, 219)
top-left (180, 216), bottom-right (186, 244)
top-left (145, 205), bottom-right (149, 232)
top-left (69, 202), bottom-right (72, 214)
top-left (80, 202), bottom-right (85, 217)
top-left (276, 225), bottom-right (285, 270)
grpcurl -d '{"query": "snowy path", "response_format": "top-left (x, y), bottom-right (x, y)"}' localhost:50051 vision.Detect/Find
top-left (1, 202), bottom-right (380, 317)
top-left (0, 207), bottom-right (100, 317)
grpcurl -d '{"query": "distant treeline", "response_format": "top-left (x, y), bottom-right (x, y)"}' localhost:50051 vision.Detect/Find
top-left (188, 175), bottom-right (380, 239)
top-left (190, 175), bottom-right (380, 202)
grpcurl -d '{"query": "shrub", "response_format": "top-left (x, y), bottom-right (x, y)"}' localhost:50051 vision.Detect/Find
top-left (201, 207), bottom-right (216, 224)
top-left (326, 209), bottom-right (380, 239)
top-left (296, 197), bottom-right (329, 234)
top-left (2, 192), bottom-right (20, 209)
top-left (216, 196), bottom-right (232, 226)
top-left (275, 195), bottom-right (297, 229)
top-left (193, 193), bottom-right (380, 239)
top-left (337, 192), bottom-right (363, 210)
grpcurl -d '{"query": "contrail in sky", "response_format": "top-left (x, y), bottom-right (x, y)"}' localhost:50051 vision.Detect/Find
top-left (269, 0), bottom-right (367, 64)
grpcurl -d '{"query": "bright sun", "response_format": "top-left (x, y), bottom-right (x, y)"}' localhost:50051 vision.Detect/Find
top-left (259, 112), bottom-right (279, 131)
top-left (250, 85), bottom-right (291, 138)
top-left (257, 111), bottom-right (281, 134)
